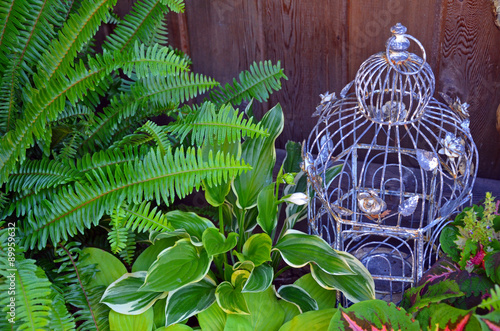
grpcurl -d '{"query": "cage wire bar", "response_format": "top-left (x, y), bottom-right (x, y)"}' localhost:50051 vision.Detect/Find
top-left (302, 23), bottom-right (478, 303)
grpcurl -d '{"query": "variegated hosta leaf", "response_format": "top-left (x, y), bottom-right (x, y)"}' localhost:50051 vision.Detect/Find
top-left (294, 273), bottom-right (336, 310)
top-left (279, 308), bottom-right (337, 331)
top-left (327, 301), bottom-right (419, 331)
top-left (100, 272), bottom-right (167, 315)
top-left (276, 285), bottom-right (318, 313)
top-left (197, 302), bottom-right (227, 331)
top-left (242, 264), bottom-right (273, 293)
top-left (215, 281), bottom-right (250, 315)
top-left (132, 238), bottom-right (179, 272)
top-left (166, 210), bottom-right (215, 242)
top-left (109, 307), bottom-right (154, 331)
top-left (165, 276), bottom-right (217, 327)
top-left (141, 239), bottom-right (212, 292)
top-left (202, 228), bottom-right (238, 257)
top-left (237, 233), bottom-right (272, 267)
top-left (273, 230), bottom-right (354, 275)
top-left (256, 183), bottom-right (278, 235)
top-left (310, 250), bottom-right (375, 303)
top-left (80, 247), bottom-right (127, 287)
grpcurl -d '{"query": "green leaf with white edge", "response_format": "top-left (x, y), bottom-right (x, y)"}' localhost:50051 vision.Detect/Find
top-left (273, 230), bottom-right (354, 275)
top-left (311, 250), bottom-right (375, 303)
top-left (256, 183), bottom-right (278, 234)
top-left (241, 233), bottom-right (272, 267)
top-left (276, 285), bottom-right (318, 313)
top-left (278, 300), bottom-right (301, 325)
top-left (197, 302), bottom-right (227, 331)
top-left (132, 238), bottom-right (179, 272)
top-left (81, 247), bottom-right (127, 287)
top-left (165, 276), bottom-right (217, 327)
top-left (242, 263), bottom-right (273, 293)
top-left (110, 307), bottom-right (154, 331)
top-left (141, 239), bottom-right (213, 292)
top-left (153, 298), bottom-right (166, 329)
top-left (215, 281), bottom-right (250, 315)
top-left (155, 325), bottom-right (194, 331)
top-left (202, 228), bottom-right (238, 257)
top-left (294, 273), bottom-right (336, 310)
top-left (101, 272), bottom-right (167, 315)
top-left (279, 308), bottom-right (337, 331)
top-left (232, 104), bottom-right (284, 209)
top-left (224, 286), bottom-right (285, 331)
top-left (166, 210), bottom-right (215, 241)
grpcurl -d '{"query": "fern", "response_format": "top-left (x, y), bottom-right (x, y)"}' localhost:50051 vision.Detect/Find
top-left (168, 102), bottom-right (269, 146)
top-left (53, 242), bottom-right (109, 331)
top-left (0, 228), bottom-right (53, 329)
top-left (118, 230), bottom-right (136, 265)
top-left (209, 60), bottom-right (287, 106)
top-left (107, 206), bottom-right (128, 254)
top-left (122, 201), bottom-right (172, 233)
top-left (48, 291), bottom-right (77, 331)
top-left (479, 284), bottom-right (500, 311)
top-left (75, 145), bottom-right (150, 175)
top-left (137, 120), bottom-right (171, 155)
top-left (19, 147), bottom-right (251, 249)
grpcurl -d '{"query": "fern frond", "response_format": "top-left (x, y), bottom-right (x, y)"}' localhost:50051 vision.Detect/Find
top-left (137, 120), bottom-right (171, 155)
top-left (0, 231), bottom-right (52, 330)
top-left (118, 230), bottom-right (136, 265)
top-left (19, 147), bottom-right (251, 249)
top-left (108, 206), bottom-right (127, 254)
top-left (209, 60), bottom-right (287, 106)
top-left (55, 104), bottom-right (95, 123)
top-left (6, 158), bottom-right (79, 194)
top-left (122, 201), bottom-right (172, 233)
top-left (167, 102), bottom-right (269, 146)
top-left (53, 242), bottom-right (109, 331)
top-left (161, 0), bottom-right (184, 13)
top-left (0, 58), bottom-right (19, 134)
top-left (38, 0), bottom-right (116, 81)
top-left (150, 13), bottom-right (169, 46)
top-left (5, 187), bottom-right (57, 219)
top-left (479, 284), bottom-right (500, 311)
top-left (48, 291), bottom-right (77, 331)
top-left (109, 132), bottom-right (155, 149)
top-left (78, 71), bottom-right (216, 151)
top-left (104, 0), bottom-right (168, 52)
top-left (75, 145), bottom-right (150, 175)
top-left (0, 0), bottom-right (21, 67)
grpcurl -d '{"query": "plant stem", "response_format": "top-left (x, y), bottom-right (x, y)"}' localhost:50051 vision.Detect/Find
top-left (237, 209), bottom-right (247, 252)
top-left (219, 205), bottom-right (224, 236)
top-left (273, 266), bottom-right (292, 281)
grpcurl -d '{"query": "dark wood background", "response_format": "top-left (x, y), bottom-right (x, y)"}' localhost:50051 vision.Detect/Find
top-left (115, 0), bottom-right (500, 180)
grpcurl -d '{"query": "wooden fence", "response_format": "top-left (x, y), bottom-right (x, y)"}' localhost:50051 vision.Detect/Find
top-left (116, 0), bottom-right (500, 179)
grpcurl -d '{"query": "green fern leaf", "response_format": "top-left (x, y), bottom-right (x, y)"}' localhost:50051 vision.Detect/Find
top-left (161, 0), bottom-right (184, 13)
top-left (122, 201), bottom-right (172, 233)
top-left (19, 147), bottom-right (251, 249)
top-left (48, 291), bottom-right (77, 331)
top-left (75, 145), bottom-right (150, 175)
top-left (108, 206), bottom-right (128, 254)
top-left (209, 60), bottom-right (287, 106)
top-left (0, 55), bottom-right (21, 134)
top-left (104, 0), bottom-right (168, 52)
top-left (53, 242), bottom-right (109, 331)
top-left (38, 0), bottom-right (116, 81)
top-left (0, 232), bottom-right (52, 330)
top-left (109, 132), bottom-right (155, 149)
top-left (6, 158), bottom-right (80, 193)
top-left (167, 102), bottom-right (269, 146)
top-left (479, 284), bottom-right (500, 311)
top-left (118, 230), bottom-right (136, 265)
top-left (137, 120), bottom-right (171, 155)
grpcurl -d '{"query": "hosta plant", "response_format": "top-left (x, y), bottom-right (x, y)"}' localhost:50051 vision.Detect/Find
top-left (99, 105), bottom-right (376, 330)
top-left (0, 0), bottom-right (288, 329)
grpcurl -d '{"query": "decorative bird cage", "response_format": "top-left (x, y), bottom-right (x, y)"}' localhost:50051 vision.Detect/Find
top-left (303, 23), bottom-right (478, 303)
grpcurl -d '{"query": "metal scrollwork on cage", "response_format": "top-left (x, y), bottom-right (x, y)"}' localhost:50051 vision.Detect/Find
top-left (303, 23), bottom-right (478, 303)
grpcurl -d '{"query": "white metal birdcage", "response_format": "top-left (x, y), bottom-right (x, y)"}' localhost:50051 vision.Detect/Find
top-left (303, 23), bottom-right (478, 303)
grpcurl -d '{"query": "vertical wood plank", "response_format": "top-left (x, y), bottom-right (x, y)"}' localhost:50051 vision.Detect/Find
top-left (261, 0), bottom-right (348, 146)
top-left (439, 0), bottom-right (500, 179)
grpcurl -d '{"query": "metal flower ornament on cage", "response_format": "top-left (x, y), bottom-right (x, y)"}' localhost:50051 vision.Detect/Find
top-left (303, 23), bottom-right (478, 302)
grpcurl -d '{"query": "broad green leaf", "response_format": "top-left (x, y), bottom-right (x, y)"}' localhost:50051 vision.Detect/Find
top-left (215, 281), bottom-right (250, 315)
top-left (277, 285), bottom-right (318, 313)
top-left (109, 307), bottom-right (154, 331)
top-left (155, 325), bottom-right (194, 331)
top-left (278, 300), bottom-right (300, 325)
top-left (153, 298), bottom-right (166, 329)
top-left (242, 264), bottom-right (273, 293)
top-left (294, 273), bottom-right (336, 310)
top-left (476, 311), bottom-right (500, 330)
top-left (101, 272), bottom-right (167, 314)
top-left (81, 247), bottom-right (127, 287)
top-left (224, 287), bottom-right (285, 331)
top-left (402, 280), bottom-right (463, 313)
top-left (197, 302), bottom-right (227, 331)
top-left (273, 230), bottom-right (354, 275)
top-left (202, 228), bottom-right (238, 257)
top-left (232, 104), bottom-right (284, 209)
top-left (282, 140), bottom-right (302, 173)
top-left (241, 233), bottom-right (272, 267)
top-left (279, 308), bottom-right (337, 331)
top-left (310, 250), bottom-right (375, 303)
top-left (132, 238), bottom-right (179, 272)
top-left (328, 301), bottom-right (419, 331)
top-left (166, 210), bottom-right (215, 241)
top-left (283, 171), bottom-right (308, 229)
top-left (256, 183), bottom-right (278, 234)
top-left (141, 239), bottom-right (212, 292)
top-left (165, 276), bottom-right (217, 326)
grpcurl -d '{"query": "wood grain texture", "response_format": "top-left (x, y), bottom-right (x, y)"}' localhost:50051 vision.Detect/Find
top-left (439, 0), bottom-right (500, 179)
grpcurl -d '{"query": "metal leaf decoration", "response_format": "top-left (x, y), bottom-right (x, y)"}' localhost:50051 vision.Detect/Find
top-left (398, 195), bottom-right (419, 216)
top-left (417, 149), bottom-right (438, 172)
top-left (357, 191), bottom-right (387, 215)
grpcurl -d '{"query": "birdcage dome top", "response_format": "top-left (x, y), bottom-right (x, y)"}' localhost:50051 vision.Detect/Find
top-left (355, 23), bottom-right (435, 125)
